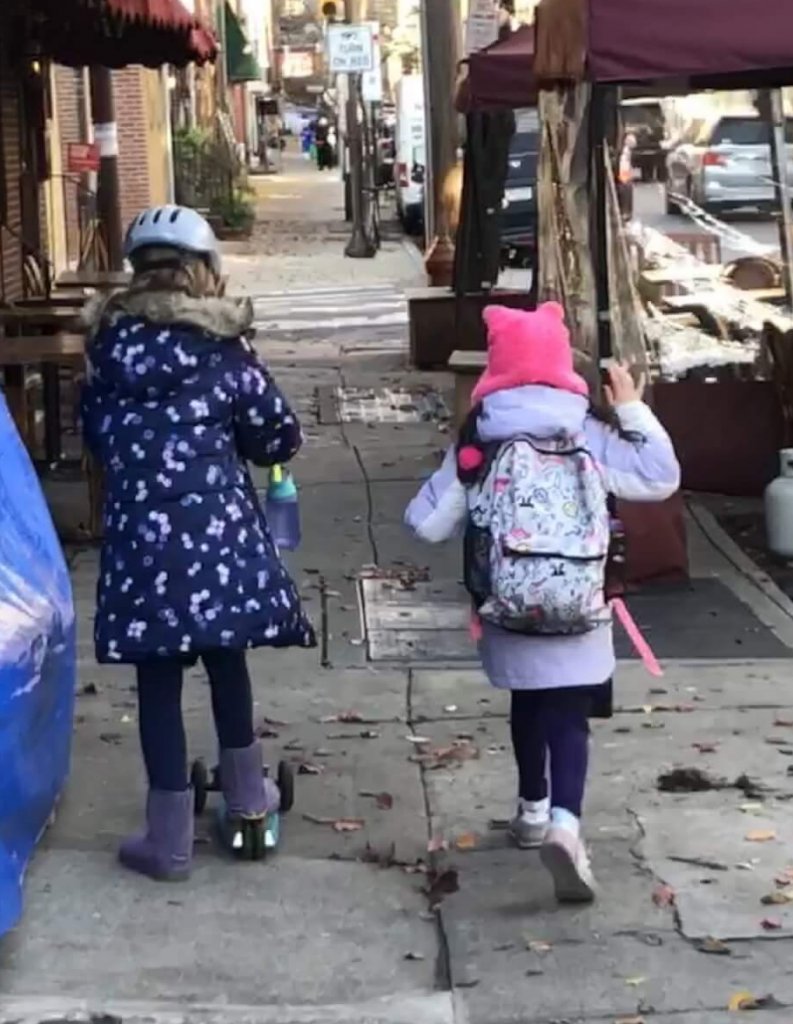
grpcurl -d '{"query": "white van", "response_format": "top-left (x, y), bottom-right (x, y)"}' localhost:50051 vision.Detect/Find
top-left (394, 75), bottom-right (426, 235)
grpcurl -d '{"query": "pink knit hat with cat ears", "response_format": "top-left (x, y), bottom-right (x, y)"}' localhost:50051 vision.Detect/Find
top-left (471, 302), bottom-right (589, 403)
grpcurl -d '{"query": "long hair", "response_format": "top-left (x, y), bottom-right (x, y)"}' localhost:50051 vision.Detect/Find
top-left (126, 248), bottom-right (223, 299)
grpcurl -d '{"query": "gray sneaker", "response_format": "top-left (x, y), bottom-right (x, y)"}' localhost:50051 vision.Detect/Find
top-left (508, 813), bottom-right (549, 849)
top-left (540, 826), bottom-right (597, 903)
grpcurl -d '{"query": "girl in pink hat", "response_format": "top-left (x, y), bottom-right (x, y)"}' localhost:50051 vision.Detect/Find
top-left (405, 302), bottom-right (680, 903)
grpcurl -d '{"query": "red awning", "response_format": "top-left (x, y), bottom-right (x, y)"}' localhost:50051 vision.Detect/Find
top-left (458, 25), bottom-right (538, 113)
top-left (29, 0), bottom-right (217, 68)
top-left (533, 0), bottom-right (793, 90)
top-left (588, 0), bottom-right (793, 86)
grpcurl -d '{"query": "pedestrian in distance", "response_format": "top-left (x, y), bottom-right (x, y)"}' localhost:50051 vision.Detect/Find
top-left (81, 205), bottom-right (315, 882)
top-left (405, 303), bottom-right (680, 903)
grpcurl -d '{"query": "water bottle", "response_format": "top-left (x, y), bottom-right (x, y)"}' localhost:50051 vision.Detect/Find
top-left (265, 465), bottom-right (301, 551)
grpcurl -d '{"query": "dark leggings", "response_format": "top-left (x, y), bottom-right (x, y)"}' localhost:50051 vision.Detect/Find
top-left (136, 649), bottom-right (255, 791)
top-left (510, 689), bottom-right (591, 817)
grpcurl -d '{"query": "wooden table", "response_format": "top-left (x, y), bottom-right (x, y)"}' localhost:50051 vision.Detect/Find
top-left (56, 269), bottom-right (131, 290)
top-left (0, 332), bottom-right (85, 465)
top-left (13, 294), bottom-right (88, 310)
top-left (0, 306), bottom-right (82, 330)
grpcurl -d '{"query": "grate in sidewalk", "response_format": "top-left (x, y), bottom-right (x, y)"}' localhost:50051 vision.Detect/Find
top-left (316, 386), bottom-right (448, 426)
top-left (358, 573), bottom-right (475, 663)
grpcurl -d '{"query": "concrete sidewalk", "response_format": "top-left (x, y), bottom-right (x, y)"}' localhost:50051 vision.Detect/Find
top-left (3, 164), bottom-right (793, 1024)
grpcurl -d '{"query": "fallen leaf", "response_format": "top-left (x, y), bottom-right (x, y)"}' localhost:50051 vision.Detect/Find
top-left (78, 682), bottom-right (98, 696)
top-left (258, 726), bottom-right (280, 739)
top-left (765, 737), bottom-right (788, 747)
top-left (693, 742), bottom-right (718, 754)
top-left (302, 814), bottom-right (365, 832)
top-left (615, 1017), bottom-right (645, 1024)
top-left (360, 729), bottom-right (380, 739)
top-left (322, 710), bottom-right (365, 724)
top-left (454, 832), bottom-right (478, 851)
top-left (360, 790), bottom-right (394, 810)
top-left (443, 704), bottom-right (459, 713)
top-left (761, 917), bottom-right (783, 931)
top-left (746, 829), bottom-right (777, 843)
top-left (652, 883), bottom-right (676, 908)
top-left (405, 734), bottom-right (431, 744)
top-left (729, 992), bottom-right (755, 1012)
top-left (488, 818), bottom-right (510, 831)
top-left (262, 716), bottom-right (289, 727)
top-left (739, 802), bottom-right (764, 813)
top-left (427, 835), bottom-right (448, 853)
top-left (761, 889), bottom-right (793, 905)
top-left (425, 867), bottom-right (460, 906)
top-left (403, 951), bottom-right (425, 961)
top-left (297, 761), bottom-right (323, 775)
top-left (727, 992), bottom-right (784, 1012)
top-left (773, 717), bottom-right (793, 728)
top-left (775, 867), bottom-right (793, 886)
top-left (333, 818), bottom-right (365, 833)
top-left (413, 740), bottom-right (480, 770)
top-left (625, 976), bottom-right (646, 987)
top-left (524, 938), bottom-right (552, 954)
top-left (696, 936), bottom-right (732, 955)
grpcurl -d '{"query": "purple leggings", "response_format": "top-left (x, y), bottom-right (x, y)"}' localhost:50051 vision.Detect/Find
top-left (509, 689), bottom-right (591, 817)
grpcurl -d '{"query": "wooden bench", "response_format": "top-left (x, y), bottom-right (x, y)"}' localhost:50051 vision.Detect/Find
top-left (448, 349), bottom-right (486, 428)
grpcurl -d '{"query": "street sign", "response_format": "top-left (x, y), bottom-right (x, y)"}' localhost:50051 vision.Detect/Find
top-left (327, 23), bottom-right (373, 73)
top-left (66, 142), bottom-right (100, 173)
top-left (464, 0), bottom-right (499, 55)
top-left (361, 21), bottom-right (382, 103)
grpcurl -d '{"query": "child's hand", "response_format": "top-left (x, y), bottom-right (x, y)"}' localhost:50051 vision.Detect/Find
top-left (604, 362), bottom-right (646, 406)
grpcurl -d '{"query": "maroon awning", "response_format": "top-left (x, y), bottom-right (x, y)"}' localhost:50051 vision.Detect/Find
top-left (459, 25), bottom-right (538, 112)
top-left (588, 0), bottom-right (793, 85)
top-left (29, 0), bottom-right (217, 68)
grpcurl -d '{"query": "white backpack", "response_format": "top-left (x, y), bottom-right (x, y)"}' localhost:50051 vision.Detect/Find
top-left (465, 435), bottom-right (610, 635)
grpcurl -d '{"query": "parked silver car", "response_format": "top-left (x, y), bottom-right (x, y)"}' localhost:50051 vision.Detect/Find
top-left (665, 114), bottom-right (793, 216)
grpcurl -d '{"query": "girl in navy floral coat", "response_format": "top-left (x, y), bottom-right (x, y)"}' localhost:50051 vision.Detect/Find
top-left (81, 205), bottom-right (315, 880)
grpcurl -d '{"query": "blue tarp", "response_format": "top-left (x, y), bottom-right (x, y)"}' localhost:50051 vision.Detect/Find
top-left (0, 395), bottom-right (75, 936)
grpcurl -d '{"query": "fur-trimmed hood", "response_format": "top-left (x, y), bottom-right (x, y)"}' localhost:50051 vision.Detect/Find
top-left (81, 288), bottom-right (254, 340)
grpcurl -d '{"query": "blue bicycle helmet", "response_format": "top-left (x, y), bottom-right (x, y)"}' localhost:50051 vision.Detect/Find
top-left (124, 205), bottom-right (221, 275)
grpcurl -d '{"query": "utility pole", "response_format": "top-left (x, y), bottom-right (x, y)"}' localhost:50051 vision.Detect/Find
top-left (420, 0), bottom-right (460, 286)
top-left (89, 67), bottom-right (124, 270)
top-left (344, 0), bottom-right (376, 257)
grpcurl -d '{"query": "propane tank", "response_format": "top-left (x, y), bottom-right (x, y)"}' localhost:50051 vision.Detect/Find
top-left (764, 448), bottom-right (793, 558)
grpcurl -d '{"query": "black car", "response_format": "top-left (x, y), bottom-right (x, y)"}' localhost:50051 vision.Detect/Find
top-left (620, 100), bottom-right (667, 181)
top-left (500, 111), bottom-right (539, 269)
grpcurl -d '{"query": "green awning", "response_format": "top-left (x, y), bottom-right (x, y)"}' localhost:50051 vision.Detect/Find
top-left (224, 2), bottom-right (262, 82)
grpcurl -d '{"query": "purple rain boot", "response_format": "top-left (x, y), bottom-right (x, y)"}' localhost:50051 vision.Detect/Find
top-left (217, 743), bottom-right (280, 859)
top-left (119, 789), bottom-right (194, 882)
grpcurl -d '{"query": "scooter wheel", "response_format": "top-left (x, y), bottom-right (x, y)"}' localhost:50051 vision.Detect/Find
top-left (191, 759), bottom-right (209, 816)
top-left (278, 760), bottom-right (295, 813)
top-left (235, 816), bottom-right (267, 861)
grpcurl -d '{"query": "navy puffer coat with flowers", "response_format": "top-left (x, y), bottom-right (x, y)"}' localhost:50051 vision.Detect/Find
top-left (81, 291), bottom-right (316, 664)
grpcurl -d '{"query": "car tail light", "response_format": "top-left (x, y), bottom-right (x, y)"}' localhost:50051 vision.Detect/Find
top-left (397, 162), bottom-right (409, 187)
top-left (703, 151), bottom-right (728, 167)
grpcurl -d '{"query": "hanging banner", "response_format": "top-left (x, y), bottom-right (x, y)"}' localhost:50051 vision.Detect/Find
top-left (361, 21), bottom-right (382, 103)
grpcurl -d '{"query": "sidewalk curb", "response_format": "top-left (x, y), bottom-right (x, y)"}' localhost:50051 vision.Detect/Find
top-left (0, 993), bottom-right (456, 1024)
top-left (687, 498), bottom-right (793, 644)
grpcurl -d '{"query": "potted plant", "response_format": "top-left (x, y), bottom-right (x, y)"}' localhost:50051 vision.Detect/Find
top-left (210, 187), bottom-right (255, 240)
